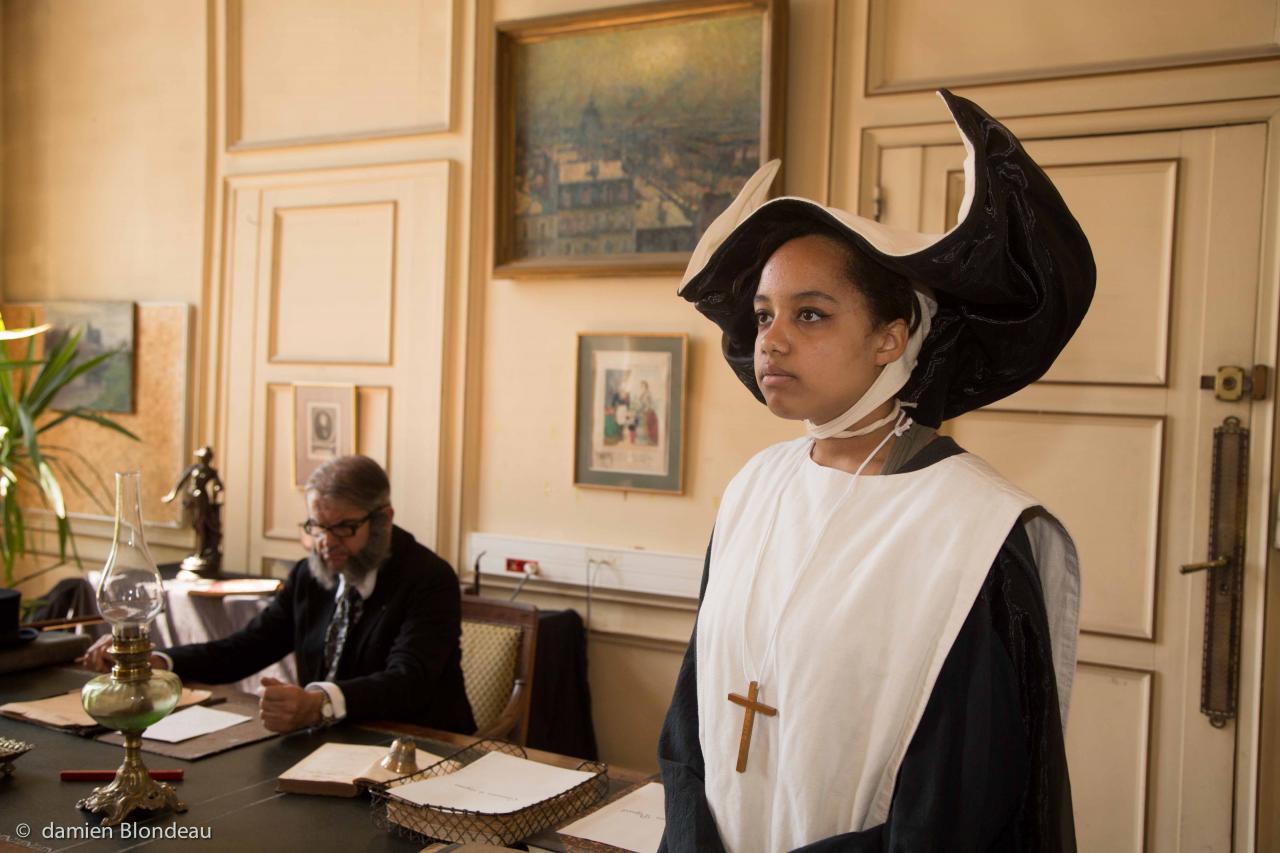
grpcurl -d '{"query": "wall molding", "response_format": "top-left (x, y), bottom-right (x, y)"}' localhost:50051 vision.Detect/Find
top-left (224, 0), bottom-right (455, 151)
top-left (864, 0), bottom-right (1280, 95)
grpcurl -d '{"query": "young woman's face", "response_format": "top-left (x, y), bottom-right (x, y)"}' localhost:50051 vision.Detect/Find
top-left (753, 235), bottom-right (906, 424)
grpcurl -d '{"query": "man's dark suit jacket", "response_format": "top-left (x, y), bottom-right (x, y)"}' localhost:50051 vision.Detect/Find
top-left (165, 525), bottom-right (475, 732)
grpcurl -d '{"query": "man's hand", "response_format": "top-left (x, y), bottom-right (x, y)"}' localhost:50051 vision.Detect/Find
top-left (76, 634), bottom-right (169, 673)
top-left (259, 676), bottom-right (325, 733)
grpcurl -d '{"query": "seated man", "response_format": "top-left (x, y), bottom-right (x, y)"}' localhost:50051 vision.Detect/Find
top-left (82, 455), bottom-right (475, 735)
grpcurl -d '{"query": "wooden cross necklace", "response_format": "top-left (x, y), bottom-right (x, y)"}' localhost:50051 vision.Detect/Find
top-left (729, 413), bottom-right (907, 772)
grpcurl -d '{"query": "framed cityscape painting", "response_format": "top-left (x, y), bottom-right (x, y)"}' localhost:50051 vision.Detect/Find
top-left (494, 0), bottom-right (787, 276)
top-left (575, 333), bottom-right (687, 493)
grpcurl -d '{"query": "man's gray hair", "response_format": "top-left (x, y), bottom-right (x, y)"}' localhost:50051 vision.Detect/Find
top-left (305, 455), bottom-right (390, 511)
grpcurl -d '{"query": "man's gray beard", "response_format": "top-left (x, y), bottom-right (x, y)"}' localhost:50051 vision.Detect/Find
top-left (306, 518), bottom-right (393, 591)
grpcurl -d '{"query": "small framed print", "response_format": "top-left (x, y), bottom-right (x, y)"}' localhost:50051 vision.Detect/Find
top-left (575, 333), bottom-right (687, 493)
top-left (292, 383), bottom-right (357, 488)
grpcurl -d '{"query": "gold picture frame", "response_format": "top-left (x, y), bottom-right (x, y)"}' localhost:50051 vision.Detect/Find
top-left (494, 0), bottom-right (788, 277)
top-left (292, 383), bottom-right (358, 489)
top-left (574, 333), bottom-right (688, 494)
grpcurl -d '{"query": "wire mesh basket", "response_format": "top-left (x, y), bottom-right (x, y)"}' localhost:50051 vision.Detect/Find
top-left (369, 739), bottom-right (608, 846)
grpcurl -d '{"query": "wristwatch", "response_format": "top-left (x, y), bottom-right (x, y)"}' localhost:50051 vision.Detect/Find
top-left (316, 691), bottom-right (335, 725)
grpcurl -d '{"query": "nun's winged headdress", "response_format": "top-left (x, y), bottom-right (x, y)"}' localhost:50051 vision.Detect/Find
top-left (678, 90), bottom-right (1096, 429)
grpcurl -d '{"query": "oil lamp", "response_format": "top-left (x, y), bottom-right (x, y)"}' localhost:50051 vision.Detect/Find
top-left (78, 471), bottom-right (186, 824)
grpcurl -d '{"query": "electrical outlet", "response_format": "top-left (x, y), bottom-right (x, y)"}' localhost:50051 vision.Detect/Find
top-left (505, 558), bottom-right (539, 575)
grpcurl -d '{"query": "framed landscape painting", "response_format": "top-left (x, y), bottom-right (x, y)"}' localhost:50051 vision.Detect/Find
top-left (40, 302), bottom-right (136, 413)
top-left (495, 0), bottom-right (787, 276)
top-left (575, 333), bottom-right (687, 493)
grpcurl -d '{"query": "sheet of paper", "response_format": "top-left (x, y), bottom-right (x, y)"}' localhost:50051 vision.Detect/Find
top-left (390, 751), bottom-right (594, 815)
top-left (142, 705), bottom-right (250, 743)
top-left (559, 782), bottom-right (665, 853)
top-left (0, 687), bottom-right (211, 729)
top-left (279, 742), bottom-right (443, 785)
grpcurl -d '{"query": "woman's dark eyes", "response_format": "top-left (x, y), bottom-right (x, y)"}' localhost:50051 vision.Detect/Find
top-left (755, 308), bottom-right (827, 326)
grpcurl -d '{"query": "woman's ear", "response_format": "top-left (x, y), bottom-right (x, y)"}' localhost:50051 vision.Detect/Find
top-left (873, 318), bottom-right (910, 366)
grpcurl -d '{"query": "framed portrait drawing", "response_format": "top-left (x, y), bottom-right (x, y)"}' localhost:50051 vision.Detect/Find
top-left (292, 384), bottom-right (357, 488)
top-left (494, 0), bottom-right (787, 277)
top-left (575, 334), bottom-right (687, 493)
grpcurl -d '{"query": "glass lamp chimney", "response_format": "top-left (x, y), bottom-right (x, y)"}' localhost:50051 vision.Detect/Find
top-left (96, 471), bottom-right (163, 631)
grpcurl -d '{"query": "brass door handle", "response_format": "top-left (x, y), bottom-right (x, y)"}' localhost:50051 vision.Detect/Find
top-left (1180, 556), bottom-right (1230, 574)
top-left (1185, 416), bottom-right (1249, 728)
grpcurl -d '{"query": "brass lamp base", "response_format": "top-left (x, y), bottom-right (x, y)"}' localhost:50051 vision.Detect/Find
top-left (79, 628), bottom-right (187, 826)
top-left (76, 733), bottom-right (186, 825)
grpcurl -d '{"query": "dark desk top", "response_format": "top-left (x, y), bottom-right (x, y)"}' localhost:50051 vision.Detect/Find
top-left (0, 668), bottom-right (497, 852)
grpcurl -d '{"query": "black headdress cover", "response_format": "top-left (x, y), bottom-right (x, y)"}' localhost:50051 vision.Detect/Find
top-left (677, 90), bottom-right (1096, 428)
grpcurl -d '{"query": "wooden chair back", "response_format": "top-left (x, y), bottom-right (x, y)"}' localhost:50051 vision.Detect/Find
top-left (459, 595), bottom-right (538, 745)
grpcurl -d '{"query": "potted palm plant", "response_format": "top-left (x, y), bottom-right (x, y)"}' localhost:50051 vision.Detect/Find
top-left (0, 317), bottom-right (138, 592)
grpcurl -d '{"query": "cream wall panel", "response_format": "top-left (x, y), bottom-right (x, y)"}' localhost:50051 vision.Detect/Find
top-left (587, 634), bottom-right (685, 773)
top-left (270, 203), bottom-right (396, 364)
top-left (357, 386), bottom-right (393, 471)
top-left (1038, 161), bottom-right (1176, 386)
top-left (263, 383), bottom-right (302, 541)
top-left (1066, 664), bottom-right (1153, 853)
top-left (2, 0), bottom-right (206, 304)
top-left (948, 411), bottom-right (1163, 640)
top-left (220, 162), bottom-right (451, 575)
top-left (228, 0), bottom-right (454, 148)
top-left (866, 0), bottom-right (1280, 93)
top-left (876, 146), bottom-right (923, 232)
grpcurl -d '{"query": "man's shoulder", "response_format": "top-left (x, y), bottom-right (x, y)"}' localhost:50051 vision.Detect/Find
top-left (386, 525), bottom-right (457, 586)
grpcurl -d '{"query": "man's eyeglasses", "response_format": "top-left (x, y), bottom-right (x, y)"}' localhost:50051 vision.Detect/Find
top-left (300, 506), bottom-right (387, 539)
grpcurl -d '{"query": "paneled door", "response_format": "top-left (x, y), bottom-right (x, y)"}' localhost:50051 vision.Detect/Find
top-left (877, 123), bottom-right (1269, 851)
top-left (216, 161), bottom-right (452, 576)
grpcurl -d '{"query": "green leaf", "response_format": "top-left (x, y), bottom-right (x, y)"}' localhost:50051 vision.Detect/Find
top-left (40, 408), bottom-right (138, 441)
top-left (27, 347), bottom-right (120, 417)
top-left (16, 336), bottom-right (34, 401)
top-left (45, 456), bottom-right (109, 515)
top-left (0, 327), bottom-right (135, 586)
top-left (12, 491), bottom-right (26, 559)
top-left (16, 404), bottom-right (41, 468)
top-left (39, 444), bottom-right (112, 498)
top-left (34, 347), bottom-right (116, 403)
top-left (10, 559), bottom-right (73, 588)
top-left (23, 328), bottom-right (81, 406)
top-left (38, 460), bottom-right (66, 519)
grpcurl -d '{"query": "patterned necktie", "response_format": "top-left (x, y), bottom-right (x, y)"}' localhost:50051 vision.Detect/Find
top-left (322, 583), bottom-right (363, 681)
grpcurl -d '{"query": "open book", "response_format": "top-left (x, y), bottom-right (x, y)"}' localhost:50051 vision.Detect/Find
top-left (277, 742), bottom-right (444, 797)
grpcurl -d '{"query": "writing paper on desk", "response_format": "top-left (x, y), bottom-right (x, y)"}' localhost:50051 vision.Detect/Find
top-left (142, 705), bottom-right (250, 743)
top-left (559, 782), bottom-right (665, 853)
top-left (390, 751), bottom-right (594, 815)
top-left (0, 687), bottom-right (212, 731)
